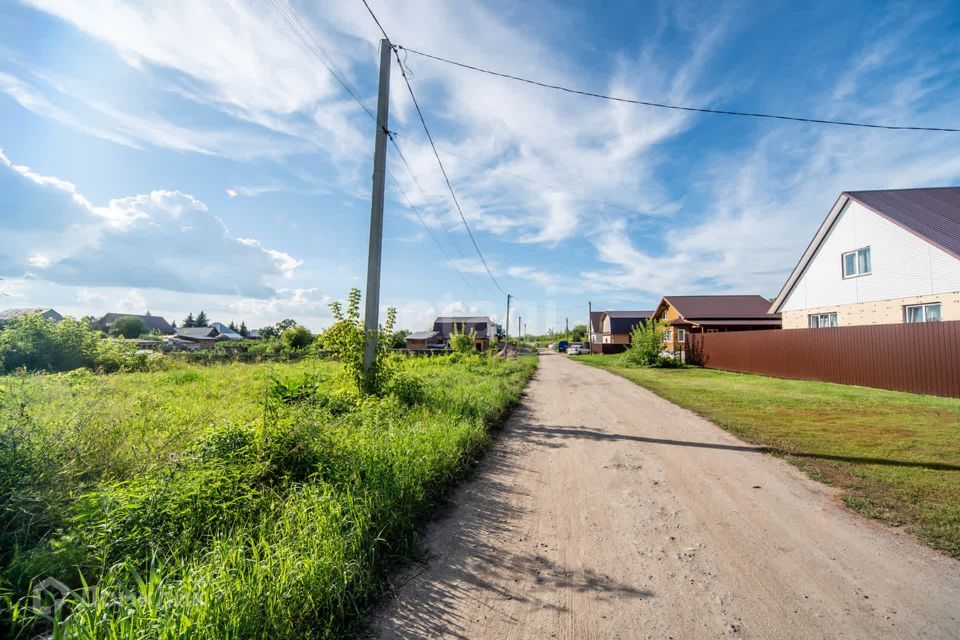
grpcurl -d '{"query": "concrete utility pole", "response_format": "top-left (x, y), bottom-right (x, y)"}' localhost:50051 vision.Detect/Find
top-left (565, 317), bottom-right (569, 341)
top-left (588, 300), bottom-right (592, 345)
top-left (518, 315), bottom-right (522, 345)
top-left (504, 293), bottom-right (511, 350)
top-left (362, 39), bottom-right (392, 381)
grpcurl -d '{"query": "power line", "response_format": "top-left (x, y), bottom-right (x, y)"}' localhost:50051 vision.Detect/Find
top-left (390, 130), bottom-right (659, 217)
top-left (396, 45), bottom-right (960, 133)
top-left (360, 0), bottom-right (509, 296)
top-left (267, 0), bottom-right (376, 121)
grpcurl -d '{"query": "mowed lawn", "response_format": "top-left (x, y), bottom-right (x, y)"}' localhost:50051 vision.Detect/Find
top-left (575, 354), bottom-right (960, 557)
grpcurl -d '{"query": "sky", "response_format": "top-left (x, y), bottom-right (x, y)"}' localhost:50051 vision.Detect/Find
top-left (1, 0), bottom-right (959, 334)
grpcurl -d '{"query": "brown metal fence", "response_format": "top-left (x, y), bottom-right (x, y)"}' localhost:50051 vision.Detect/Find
top-left (686, 320), bottom-right (960, 398)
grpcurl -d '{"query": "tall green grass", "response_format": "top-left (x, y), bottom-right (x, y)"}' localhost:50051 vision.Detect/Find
top-left (1, 355), bottom-right (536, 638)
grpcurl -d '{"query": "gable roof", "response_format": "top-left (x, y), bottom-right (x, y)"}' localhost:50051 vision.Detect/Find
top-left (589, 311), bottom-right (603, 333)
top-left (0, 307), bottom-right (61, 321)
top-left (600, 310), bottom-right (653, 334)
top-left (406, 331), bottom-right (440, 340)
top-left (770, 187), bottom-right (960, 313)
top-left (433, 316), bottom-right (494, 324)
top-left (660, 295), bottom-right (776, 320)
top-left (176, 326), bottom-right (221, 339)
top-left (99, 313), bottom-right (175, 334)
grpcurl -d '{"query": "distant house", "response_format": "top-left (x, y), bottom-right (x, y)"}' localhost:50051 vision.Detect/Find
top-left (652, 295), bottom-right (781, 352)
top-left (405, 330), bottom-right (445, 351)
top-left (246, 329), bottom-right (261, 340)
top-left (98, 313), bottom-right (175, 335)
top-left (770, 187), bottom-right (960, 328)
top-left (432, 316), bottom-right (496, 351)
top-left (0, 307), bottom-right (62, 327)
top-left (589, 311), bottom-right (604, 347)
top-left (173, 326), bottom-right (232, 348)
top-left (599, 310), bottom-right (653, 346)
top-left (209, 322), bottom-right (244, 341)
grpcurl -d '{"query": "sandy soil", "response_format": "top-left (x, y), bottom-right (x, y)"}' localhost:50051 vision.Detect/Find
top-left (372, 352), bottom-right (960, 639)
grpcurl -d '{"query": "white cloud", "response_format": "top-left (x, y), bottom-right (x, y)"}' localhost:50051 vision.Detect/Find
top-left (0, 152), bottom-right (302, 298)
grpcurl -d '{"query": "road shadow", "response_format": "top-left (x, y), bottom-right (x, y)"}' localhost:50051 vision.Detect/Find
top-left (514, 424), bottom-right (960, 473)
top-left (372, 407), bottom-right (654, 639)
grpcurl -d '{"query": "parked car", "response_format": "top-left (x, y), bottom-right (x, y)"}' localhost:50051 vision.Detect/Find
top-left (557, 340), bottom-right (568, 352)
top-left (567, 344), bottom-right (586, 355)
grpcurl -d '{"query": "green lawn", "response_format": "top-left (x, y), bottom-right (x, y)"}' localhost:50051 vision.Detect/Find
top-left (1, 355), bottom-right (537, 639)
top-left (574, 354), bottom-right (960, 557)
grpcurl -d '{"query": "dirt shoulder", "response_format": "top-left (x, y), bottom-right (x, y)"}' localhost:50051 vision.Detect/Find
top-left (371, 352), bottom-right (960, 639)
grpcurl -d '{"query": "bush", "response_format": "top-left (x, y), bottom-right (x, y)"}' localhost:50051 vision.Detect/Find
top-left (624, 318), bottom-right (666, 366)
top-left (0, 314), bottom-right (99, 372)
top-left (322, 289), bottom-right (397, 395)
top-left (109, 316), bottom-right (147, 339)
top-left (281, 326), bottom-right (313, 351)
top-left (449, 324), bottom-right (477, 354)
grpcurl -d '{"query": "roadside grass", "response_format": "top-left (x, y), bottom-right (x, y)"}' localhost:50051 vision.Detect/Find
top-left (1, 355), bottom-right (537, 638)
top-left (574, 354), bottom-right (960, 558)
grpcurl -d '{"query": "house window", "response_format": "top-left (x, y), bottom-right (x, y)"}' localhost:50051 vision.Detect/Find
top-left (661, 330), bottom-right (672, 342)
top-left (842, 247), bottom-right (871, 278)
top-left (676, 329), bottom-right (685, 342)
top-left (809, 312), bottom-right (838, 328)
top-left (905, 303), bottom-right (941, 323)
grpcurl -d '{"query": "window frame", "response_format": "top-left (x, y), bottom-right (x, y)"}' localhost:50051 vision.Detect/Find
top-left (904, 303), bottom-right (942, 323)
top-left (808, 312), bottom-right (838, 328)
top-left (841, 246), bottom-right (872, 279)
top-left (676, 329), bottom-right (686, 343)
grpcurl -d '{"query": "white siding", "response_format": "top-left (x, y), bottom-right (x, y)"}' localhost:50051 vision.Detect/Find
top-left (780, 200), bottom-right (960, 312)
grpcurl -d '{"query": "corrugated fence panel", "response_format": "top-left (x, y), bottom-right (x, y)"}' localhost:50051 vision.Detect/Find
top-left (687, 320), bottom-right (960, 398)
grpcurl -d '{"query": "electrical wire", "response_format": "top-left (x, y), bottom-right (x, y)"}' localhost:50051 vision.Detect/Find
top-left (267, 0), bottom-right (377, 121)
top-left (360, 0), bottom-right (509, 296)
top-left (396, 45), bottom-right (960, 133)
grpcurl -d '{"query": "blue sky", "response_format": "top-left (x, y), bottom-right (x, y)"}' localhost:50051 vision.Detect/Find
top-left (1, 0), bottom-right (959, 333)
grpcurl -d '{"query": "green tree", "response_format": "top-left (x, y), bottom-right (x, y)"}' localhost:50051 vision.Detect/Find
top-left (390, 329), bottom-right (411, 349)
top-left (281, 326), bottom-right (313, 350)
top-left (276, 318), bottom-right (297, 333)
top-left (449, 324), bottom-right (477, 354)
top-left (238, 321), bottom-right (248, 337)
top-left (228, 321), bottom-right (238, 332)
top-left (324, 288), bottom-right (396, 394)
top-left (624, 319), bottom-right (666, 366)
top-left (109, 316), bottom-right (147, 339)
top-left (182, 313), bottom-right (195, 328)
top-left (570, 324), bottom-right (588, 342)
top-left (0, 313), bottom-right (99, 372)
top-left (195, 311), bottom-right (208, 327)
top-left (259, 325), bottom-right (278, 339)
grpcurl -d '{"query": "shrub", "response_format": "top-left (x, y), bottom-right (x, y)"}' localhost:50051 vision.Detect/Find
top-left (624, 318), bottom-right (666, 366)
top-left (281, 326), bottom-right (313, 351)
top-left (322, 289), bottom-right (397, 395)
top-left (109, 316), bottom-right (147, 339)
top-left (449, 324), bottom-right (477, 354)
top-left (0, 314), bottom-right (99, 372)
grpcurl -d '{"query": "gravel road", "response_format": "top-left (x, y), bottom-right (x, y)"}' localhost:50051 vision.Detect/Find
top-left (373, 352), bottom-right (960, 639)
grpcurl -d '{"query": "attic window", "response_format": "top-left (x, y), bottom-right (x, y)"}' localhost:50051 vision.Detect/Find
top-left (842, 247), bottom-right (871, 278)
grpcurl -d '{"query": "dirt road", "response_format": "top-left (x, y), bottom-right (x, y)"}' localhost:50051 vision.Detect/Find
top-left (373, 352), bottom-right (960, 639)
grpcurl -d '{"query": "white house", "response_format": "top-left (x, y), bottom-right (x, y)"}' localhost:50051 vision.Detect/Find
top-left (770, 187), bottom-right (960, 328)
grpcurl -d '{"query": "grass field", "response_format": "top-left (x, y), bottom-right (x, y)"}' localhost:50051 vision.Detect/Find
top-left (574, 354), bottom-right (960, 558)
top-left (1, 354), bottom-right (537, 638)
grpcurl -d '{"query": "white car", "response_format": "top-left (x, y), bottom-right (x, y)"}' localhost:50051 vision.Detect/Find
top-left (566, 345), bottom-right (586, 355)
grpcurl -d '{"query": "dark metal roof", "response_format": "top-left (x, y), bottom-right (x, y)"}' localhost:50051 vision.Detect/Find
top-left (175, 327), bottom-right (220, 339)
top-left (602, 310), bottom-right (653, 334)
top-left (663, 295), bottom-right (778, 320)
top-left (589, 311), bottom-right (603, 332)
top-left (99, 313), bottom-right (175, 334)
top-left (845, 187), bottom-right (960, 259)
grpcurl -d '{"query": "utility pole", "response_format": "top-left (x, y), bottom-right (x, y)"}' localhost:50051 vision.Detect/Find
top-left (588, 300), bottom-right (592, 346)
top-left (518, 315), bottom-right (522, 346)
top-left (565, 317), bottom-right (569, 342)
top-left (362, 39), bottom-right (392, 382)
top-left (504, 293), bottom-right (511, 351)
